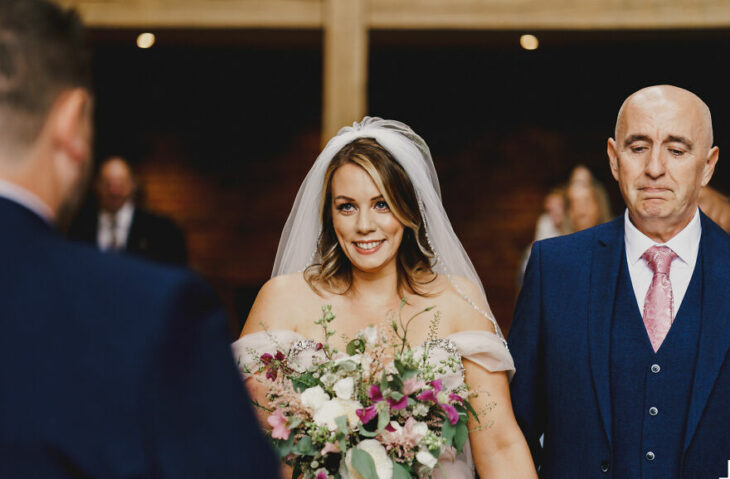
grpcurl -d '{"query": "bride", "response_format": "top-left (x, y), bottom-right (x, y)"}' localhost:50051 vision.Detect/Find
top-left (234, 117), bottom-right (536, 478)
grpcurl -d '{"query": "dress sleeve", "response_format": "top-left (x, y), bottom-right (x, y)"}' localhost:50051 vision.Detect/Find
top-left (447, 330), bottom-right (515, 380)
top-left (231, 330), bottom-right (305, 380)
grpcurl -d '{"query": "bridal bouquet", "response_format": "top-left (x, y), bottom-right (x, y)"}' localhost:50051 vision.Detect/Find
top-left (249, 301), bottom-right (478, 479)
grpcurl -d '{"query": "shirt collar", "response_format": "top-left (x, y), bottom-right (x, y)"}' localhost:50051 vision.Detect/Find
top-left (99, 201), bottom-right (135, 227)
top-left (0, 178), bottom-right (54, 223)
top-left (624, 208), bottom-right (701, 266)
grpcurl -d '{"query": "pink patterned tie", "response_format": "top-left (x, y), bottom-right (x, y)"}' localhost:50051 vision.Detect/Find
top-left (641, 245), bottom-right (678, 352)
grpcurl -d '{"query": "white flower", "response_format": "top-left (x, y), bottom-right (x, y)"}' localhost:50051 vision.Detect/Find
top-left (411, 421), bottom-right (429, 439)
top-left (336, 354), bottom-right (362, 366)
top-left (412, 402), bottom-right (430, 417)
top-left (341, 440), bottom-right (393, 479)
top-left (321, 372), bottom-right (338, 387)
top-left (416, 450), bottom-right (438, 470)
top-left (313, 398), bottom-right (363, 431)
top-left (333, 377), bottom-right (355, 400)
top-left (360, 355), bottom-right (373, 376)
top-left (360, 326), bottom-right (379, 346)
top-left (301, 386), bottom-right (330, 411)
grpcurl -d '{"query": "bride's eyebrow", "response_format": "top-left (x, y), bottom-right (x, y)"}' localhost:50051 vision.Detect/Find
top-left (334, 195), bottom-right (355, 202)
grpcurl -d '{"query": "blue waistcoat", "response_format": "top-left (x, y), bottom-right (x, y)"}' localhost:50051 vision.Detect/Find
top-left (610, 249), bottom-right (702, 478)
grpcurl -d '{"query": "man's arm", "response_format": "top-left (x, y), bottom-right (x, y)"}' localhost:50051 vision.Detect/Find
top-left (509, 241), bottom-right (546, 469)
top-left (145, 275), bottom-right (279, 478)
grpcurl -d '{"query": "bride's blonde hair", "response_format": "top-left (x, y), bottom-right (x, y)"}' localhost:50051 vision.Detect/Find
top-left (304, 138), bottom-right (436, 296)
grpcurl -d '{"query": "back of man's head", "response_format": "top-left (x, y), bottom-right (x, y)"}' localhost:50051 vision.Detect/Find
top-left (0, 0), bottom-right (90, 155)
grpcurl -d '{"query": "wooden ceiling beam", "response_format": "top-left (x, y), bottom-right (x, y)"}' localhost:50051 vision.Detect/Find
top-left (56, 1), bottom-right (323, 29)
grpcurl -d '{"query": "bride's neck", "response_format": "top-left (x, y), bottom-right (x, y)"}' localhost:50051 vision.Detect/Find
top-left (348, 263), bottom-right (402, 305)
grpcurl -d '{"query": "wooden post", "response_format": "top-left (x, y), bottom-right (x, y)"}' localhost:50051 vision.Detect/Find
top-left (322, 0), bottom-right (367, 145)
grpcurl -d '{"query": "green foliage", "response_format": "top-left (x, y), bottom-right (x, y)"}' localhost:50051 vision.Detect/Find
top-left (441, 420), bottom-right (456, 448)
top-left (454, 422), bottom-right (469, 454)
top-left (293, 436), bottom-right (315, 456)
top-left (347, 338), bottom-right (365, 355)
top-left (391, 460), bottom-right (411, 479)
top-left (291, 372), bottom-right (319, 392)
top-left (462, 399), bottom-right (480, 424)
top-left (351, 448), bottom-right (378, 479)
top-left (272, 435), bottom-right (294, 457)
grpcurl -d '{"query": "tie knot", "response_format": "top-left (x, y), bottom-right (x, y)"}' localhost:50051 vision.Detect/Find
top-left (642, 245), bottom-right (677, 275)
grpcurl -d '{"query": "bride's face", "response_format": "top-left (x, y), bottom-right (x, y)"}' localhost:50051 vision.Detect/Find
top-left (330, 163), bottom-right (404, 274)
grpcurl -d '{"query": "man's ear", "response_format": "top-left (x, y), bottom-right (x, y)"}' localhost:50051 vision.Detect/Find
top-left (701, 146), bottom-right (719, 187)
top-left (50, 88), bottom-right (92, 164)
top-left (607, 138), bottom-right (620, 181)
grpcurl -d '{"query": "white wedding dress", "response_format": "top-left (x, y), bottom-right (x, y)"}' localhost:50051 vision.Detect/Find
top-left (232, 329), bottom-right (514, 479)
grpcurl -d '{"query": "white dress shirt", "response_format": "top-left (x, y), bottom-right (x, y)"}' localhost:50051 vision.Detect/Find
top-left (0, 178), bottom-right (54, 223)
top-left (97, 201), bottom-right (135, 251)
top-left (624, 208), bottom-right (701, 318)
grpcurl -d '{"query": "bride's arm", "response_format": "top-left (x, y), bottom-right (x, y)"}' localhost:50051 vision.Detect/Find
top-left (238, 276), bottom-right (297, 478)
top-left (464, 362), bottom-right (537, 478)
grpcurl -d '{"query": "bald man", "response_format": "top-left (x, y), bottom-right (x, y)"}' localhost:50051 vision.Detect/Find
top-left (509, 85), bottom-right (730, 479)
top-left (70, 156), bottom-right (187, 265)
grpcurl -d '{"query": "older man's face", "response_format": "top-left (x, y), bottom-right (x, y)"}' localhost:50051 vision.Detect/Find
top-left (608, 88), bottom-right (718, 239)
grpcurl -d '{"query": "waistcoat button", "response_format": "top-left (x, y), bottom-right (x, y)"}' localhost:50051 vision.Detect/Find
top-left (649, 406), bottom-right (658, 416)
top-left (646, 451), bottom-right (655, 461)
top-left (651, 364), bottom-right (661, 373)
top-left (600, 461), bottom-right (610, 473)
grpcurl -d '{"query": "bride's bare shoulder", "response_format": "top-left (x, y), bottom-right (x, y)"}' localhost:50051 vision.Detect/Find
top-left (419, 274), bottom-right (497, 335)
top-left (240, 273), bottom-right (331, 336)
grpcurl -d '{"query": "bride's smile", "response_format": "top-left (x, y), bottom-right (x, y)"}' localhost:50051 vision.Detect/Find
top-left (331, 162), bottom-right (404, 273)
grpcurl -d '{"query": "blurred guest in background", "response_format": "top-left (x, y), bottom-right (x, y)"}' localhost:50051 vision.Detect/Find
top-left (565, 164), bottom-right (613, 232)
top-left (70, 155), bottom-right (187, 265)
top-left (534, 186), bottom-right (569, 241)
top-left (699, 186), bottom-right (730, 233)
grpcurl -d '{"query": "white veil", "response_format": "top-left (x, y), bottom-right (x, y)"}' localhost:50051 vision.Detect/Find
top-left (272, 117), bottom-right (507, 344)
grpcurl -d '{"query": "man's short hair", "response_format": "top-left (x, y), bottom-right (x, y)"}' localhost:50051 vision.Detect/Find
top-left (0, 0), bottom-right (91, 151)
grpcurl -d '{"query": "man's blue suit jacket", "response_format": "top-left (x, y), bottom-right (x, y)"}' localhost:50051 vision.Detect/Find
top-left (509, 211), bottom-right (730, 478)
top-left (0, 198), bottom-right (279, 478)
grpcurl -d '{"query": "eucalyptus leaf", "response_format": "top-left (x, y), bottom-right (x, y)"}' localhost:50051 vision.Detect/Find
top-left (273, 434), bottom-right (294, 457)
top-left (454, 422), bottom-right (469, 454)
top-left (392, 460), bottom-right (411, 479)
top-left (441, 420), bottom-right (456, 447)
top-left (335, 416), bottom-right (349, 436)
top-left (377, 406), bottom-right (390, 432)
top-left (351, 448), bottom-right (379, 479)
top-left (293, 435), bottom-right (315, 456)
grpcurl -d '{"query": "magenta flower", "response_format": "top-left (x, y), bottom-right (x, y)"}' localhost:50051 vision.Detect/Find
top-left (440, 403), bottom-right (460, 425)
top-left (368, 384), bottom-right (383, 401)
top-left (356, 405), bottom-right (379, 424)
top-left (316, 471), bottom-right (328, 479)
top-left (416, 379), bottom-right (460, 425)
top-left (267, 409), bottom-right (290, 440)
top-left (449, 393), bottom-right (464, 404)
top-left (387, 395), bottom-right (408, 410)
top-left (259, 350), bottom-right (292, 381)
top-left (416, 379), bottom-right (442, 402)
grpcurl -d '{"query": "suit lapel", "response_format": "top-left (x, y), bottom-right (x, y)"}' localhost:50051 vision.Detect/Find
top-left (683, 213), bottom-right (730, 452)
top-left (587, 218), bottom-right (624, 450)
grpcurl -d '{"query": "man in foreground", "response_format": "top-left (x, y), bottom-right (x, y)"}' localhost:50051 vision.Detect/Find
top-left (0, 1), bottom-right (278, 477)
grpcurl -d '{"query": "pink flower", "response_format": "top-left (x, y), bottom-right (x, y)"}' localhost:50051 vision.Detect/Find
top-left (416, 379), bottom-right (460, 425)
top-left (449, 393), bottom-right (464, 404)
top-left (267, 409), bottom-right (290, 440)
top-left (368, 384), bottom-right (383, 401)
top-left (440, 403), bottom-right (460, 426)
top-left (259, 350), bottom-right (292, 381)
top-left (356, 405), bottom-right (378, 424)
top-left (316, 471), bottom-right (328, 479)
top-left (387, 395), bottom-right (408, 410)
top-left (321, 442), bottom-right (340, 456)
top-left (416, 379), bottom-right (442, 402)
top-left (403, 377), bottom-right (426, 395)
